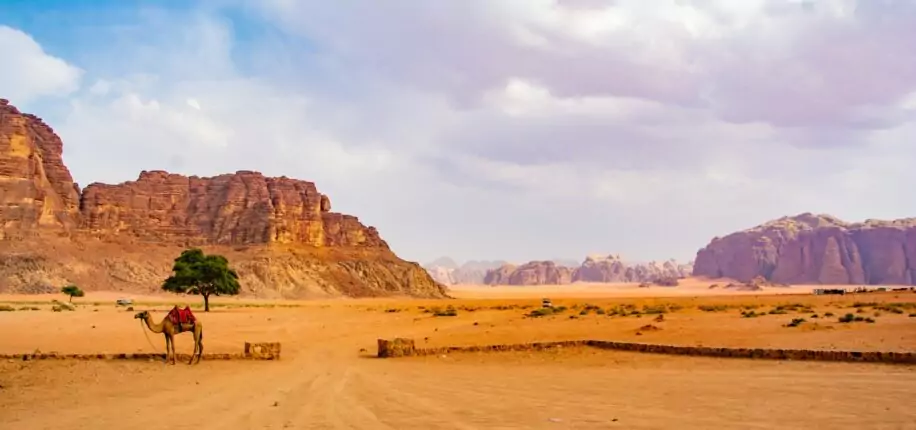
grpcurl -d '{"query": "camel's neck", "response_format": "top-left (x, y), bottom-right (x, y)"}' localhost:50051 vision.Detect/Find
top-left (143, 315), bottom-right (165, 333)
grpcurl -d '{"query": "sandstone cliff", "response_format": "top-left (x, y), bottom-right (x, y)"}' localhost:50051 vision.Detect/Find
top-left (423, 259), bottom-right (506, 285)
top-left (484, 261), bottom-right (573, 285)
top-left (692, 213), bottom-right (916, 285)
top-left (0, 99), bottom-right (80, 239)
top-left (480, 256), bottom-right (692, 285)
top-left (0, 99), bottom-right (446, 298)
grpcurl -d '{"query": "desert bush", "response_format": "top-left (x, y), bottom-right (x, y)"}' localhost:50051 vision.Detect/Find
top-left (0, 304), bottom-right (15, 312)
top-left (653, 276), bottom-right (679, 287)
top-left (698, 305), bottom-right (729, 312)
top-left (768, 308), bottom-right (788, 315)
top-left (838, 313), bottom-right (856, 323)
top-left (527, 306), bottom-right (567, 318)
top-left (741, 310), bottom-right (762, 318)
top-left (431, 305), bottom-right (458, 317)
top-left (824, 312), bottom-right (835, 317)
top-left (384, 308), bottom-right (402, 313)
top-left (642, 304), bottom-right (670, 315)
top-left (865, 317), bottom-right (876, 323)
top-left (909, 313), bottom-right (916, 317)
top-left (786, 318), bottom-right (806, 327)
top-left (852, 302), bottom-right (878, 308)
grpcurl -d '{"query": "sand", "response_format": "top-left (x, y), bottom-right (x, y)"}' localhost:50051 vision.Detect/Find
top-left (2, 286), bottom-right (915, 429)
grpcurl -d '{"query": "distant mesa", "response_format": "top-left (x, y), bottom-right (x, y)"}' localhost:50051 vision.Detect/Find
top-left (425, 255), bottom-right (692, 286)
top-left (692, 213), bottom-right (916, 285)
top-left (0, 98), bottom-right (446, 298)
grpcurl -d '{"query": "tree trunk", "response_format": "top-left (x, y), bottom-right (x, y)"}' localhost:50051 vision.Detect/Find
top-left (203, 294), bottom-right (210, 312)
top-left (68, 295), bottom-right (72, 303)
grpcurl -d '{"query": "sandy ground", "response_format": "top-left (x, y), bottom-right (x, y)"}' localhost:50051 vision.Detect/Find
top-left (2, 287), bottom-right (916, 429)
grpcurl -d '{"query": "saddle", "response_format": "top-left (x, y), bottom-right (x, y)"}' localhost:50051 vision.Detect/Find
top-left (167, 305), bottom-right (196, 333)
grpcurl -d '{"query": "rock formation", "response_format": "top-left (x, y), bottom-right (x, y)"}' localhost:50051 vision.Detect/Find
top-left (0, 99), bottom-right (446, 298)
top-left (692, 213), bottom-right (916, 285)
top-left (479, 255), bottom-right (692, 285)
top-left (484, 261), bottom-right (574, 285)
top-left (423, 258), bottom-right (506, 285)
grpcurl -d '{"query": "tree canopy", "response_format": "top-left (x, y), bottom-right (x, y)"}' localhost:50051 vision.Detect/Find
top-left (162, 248), bottom-right (240, 311)
top-left (61, 285), bottom-right (84, 302)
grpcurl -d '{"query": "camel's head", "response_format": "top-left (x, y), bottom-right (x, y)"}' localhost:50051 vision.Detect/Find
top-left (133, 310), bottom-right (149, 320)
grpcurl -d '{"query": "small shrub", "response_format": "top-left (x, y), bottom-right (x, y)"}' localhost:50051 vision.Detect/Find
top-left (909, 313), bottom-right (916, 318)
top-left (768, 308), bottom-right (788, 315)
top-left (786, 318), bottom-right (806, 327)
top-left (824, 312), bottom-right (835, 317)
top-left (432, 305), bottom-right (458, 317)
top-left (698, 305), bottom-right (729, 312)
top-left (741, 310), bottom-right (761, 318)
top-left (811, 314), bottom-right (819, 318)
top-left (865, 317), bottom-right (876, 323)
top-left (579, 310), bottom-right (588, 316)
top-left (384, 308), bottom-right (402, 313)
top-left (838, 313), bottom-right (856, 323)
top-left (0, 304), bottom-right (15, 312)
top-left (528, 306), bottom-right (567, 317)
top-left (874, 312), bottom-right (882, 317)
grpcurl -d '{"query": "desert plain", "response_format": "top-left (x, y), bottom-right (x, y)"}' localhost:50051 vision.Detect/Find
top-left (2, 281), bottom-right (916, 429)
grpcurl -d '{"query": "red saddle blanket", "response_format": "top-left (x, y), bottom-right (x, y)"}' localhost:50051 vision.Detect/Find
top-left (167, 306), bottom-right (196, 326)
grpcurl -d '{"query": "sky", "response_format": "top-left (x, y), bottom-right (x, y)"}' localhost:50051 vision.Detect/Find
top-left (1, 0), bottom-right (915, 266)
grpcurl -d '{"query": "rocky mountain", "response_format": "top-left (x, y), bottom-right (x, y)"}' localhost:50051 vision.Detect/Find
top-left (480, 255), bottom-right (693, 285)
top-left (693, 213), bottom-right (916, 285)
top-left (0, 98), bottom-right (446, 298)
top-left (423, 259), bottom-right (505, 285)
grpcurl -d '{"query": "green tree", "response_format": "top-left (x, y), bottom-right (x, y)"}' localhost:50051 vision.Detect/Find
top-left (162, 248), bottom-right (240, 312)
top-left (61, 285), bottom-right (84, 302)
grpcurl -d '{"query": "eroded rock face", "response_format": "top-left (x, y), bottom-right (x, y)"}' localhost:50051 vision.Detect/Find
top-left (693, 213), bottom-right (916, 285)
top-left (0, 100), bottom-right (81, 238)
top-left (0, 99), bottom-right (445, 298)
top-left (79, 170), bottom-right (385, 248)
top-left (481, 255), bottom-right (692, 285)
top-left (423, 258), bottom-right (506, 285)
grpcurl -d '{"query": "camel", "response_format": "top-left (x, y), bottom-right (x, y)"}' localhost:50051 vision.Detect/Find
top-left (134, 310), bottom-right (204, 365)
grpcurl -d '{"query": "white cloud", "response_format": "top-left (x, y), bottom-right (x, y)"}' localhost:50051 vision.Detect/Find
top-left (0, 25), bottom-right (83, 104)
top-left (4, 1), bottom-right (916, 265)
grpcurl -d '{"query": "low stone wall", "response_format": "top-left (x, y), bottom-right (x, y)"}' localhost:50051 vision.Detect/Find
top-left (2, 341), bottom-right (282, 362)
top-left (376, 339), bottom-right (916, 365)
top-left (244, 342), bottom-right (281, 360)
top-left (377, 338), bottom-right (417, 357)
top-left (0, 353), bottom-right (242, 361)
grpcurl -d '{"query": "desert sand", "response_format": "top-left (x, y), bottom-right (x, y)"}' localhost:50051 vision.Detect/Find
top-left (2, 285), bottom-right (916, 429)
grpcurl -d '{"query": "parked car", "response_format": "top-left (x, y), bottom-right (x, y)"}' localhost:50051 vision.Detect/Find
top-left (116, 298), bottom-right (133, 306)
top-left (541, 298), bottom-right (553, 308)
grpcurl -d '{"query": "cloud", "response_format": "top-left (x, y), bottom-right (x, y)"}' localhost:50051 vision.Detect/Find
top-left (0, 25), bottom-right (83, 105)
top-left (3, 1), bottom-right (916, 265)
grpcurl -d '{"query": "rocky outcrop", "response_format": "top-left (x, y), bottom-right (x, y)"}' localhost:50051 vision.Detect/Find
top-left (0, 99), bottom-right (81, 239)
top-left (79, 170), bottom-right (385, 247)
top-left (423, 259), bottom-right (506, 285)
top-left (481, 255), bottom-right (692, 285)
top-left (484, 261), bottom-right (574, 285)
top-left (0, 99), bottom-right (446, 298)
top-left (572, 254), bottom-right (691, 283)
top-left (693, 213), bottom-right (916, 285)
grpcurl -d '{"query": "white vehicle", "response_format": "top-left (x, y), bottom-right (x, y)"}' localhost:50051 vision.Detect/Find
top-left (541, 298), bottom-right (553, 308)
top-left (116, 298), bottom-right (133, 306)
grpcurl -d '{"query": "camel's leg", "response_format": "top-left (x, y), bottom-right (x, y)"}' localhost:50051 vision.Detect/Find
top-left (167, 334), bottom-right (176, 365)
top-left (163, 334), bottom-right (171, 364)
top-left (195, 328), bottom-right (204, 364)
top-left (188, 331), bottom-right (197, 365)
